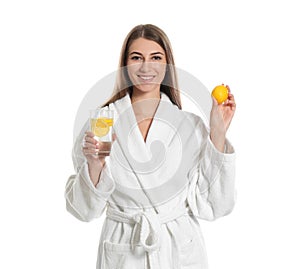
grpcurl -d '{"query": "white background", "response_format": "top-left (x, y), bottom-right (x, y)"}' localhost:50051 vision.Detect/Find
top-left (1, 0), bottom-right (299, 268)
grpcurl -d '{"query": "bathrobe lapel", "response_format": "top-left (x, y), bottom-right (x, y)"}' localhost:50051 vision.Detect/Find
top-left (111, 92), bottom-right (198, 209)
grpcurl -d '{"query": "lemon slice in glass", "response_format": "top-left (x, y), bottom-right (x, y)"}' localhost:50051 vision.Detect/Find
top-left (94, 118), bottom-right (109, 137)
top-left (103, 117), bottom-right (113, 127)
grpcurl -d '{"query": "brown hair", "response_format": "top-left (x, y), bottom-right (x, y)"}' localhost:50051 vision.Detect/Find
top-left (102, 24), bottom-right (182, 109)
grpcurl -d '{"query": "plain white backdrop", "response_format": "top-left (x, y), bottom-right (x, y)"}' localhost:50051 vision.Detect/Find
top-left (1, 0), bottom-right (299, 268)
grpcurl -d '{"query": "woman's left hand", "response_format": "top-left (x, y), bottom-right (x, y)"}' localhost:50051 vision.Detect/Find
top-left (209, 85), bottom-right (236, 151)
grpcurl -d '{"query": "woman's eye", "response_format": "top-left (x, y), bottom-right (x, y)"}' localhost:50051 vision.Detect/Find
top-left (152, 56), bottom-right (162, 60)
top-left (131, 56), bottom-right (142, 61)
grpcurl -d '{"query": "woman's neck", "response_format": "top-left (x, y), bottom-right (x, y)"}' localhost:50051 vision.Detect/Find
top-left (130, 87), bottom-right (161, 119)
top-left (130, 87), bottom-right (161, 104)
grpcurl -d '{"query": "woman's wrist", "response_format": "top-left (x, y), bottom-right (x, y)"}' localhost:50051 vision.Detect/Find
top-left (87, 157), bottom-right (106, 186)
top-left (210, 131), bottom-right (226, 152)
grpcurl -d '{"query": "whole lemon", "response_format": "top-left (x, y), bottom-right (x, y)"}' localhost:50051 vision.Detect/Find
top-left (211, 85), bottom-right (228, 104)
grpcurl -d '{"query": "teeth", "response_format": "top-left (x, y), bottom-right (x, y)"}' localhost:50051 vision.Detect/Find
top-left (139, 76), bottom-right (154, 80)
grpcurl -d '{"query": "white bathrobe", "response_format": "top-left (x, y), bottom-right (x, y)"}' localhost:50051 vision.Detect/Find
top-left (65, 92), bottom-right (236, 269)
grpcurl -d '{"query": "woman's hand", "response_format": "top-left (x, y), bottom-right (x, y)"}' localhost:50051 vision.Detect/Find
top-left (82, 131), bottom-right (116, 186)
top-left (209, 85), bottom-right (236, 152)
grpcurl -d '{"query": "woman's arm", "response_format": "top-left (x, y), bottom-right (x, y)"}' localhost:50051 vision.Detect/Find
top-left (64, 122), bottom-right (115, 222)
top-left (187, 135), bottom-right (236, 221)
top-left (187, 87), bottom-right (237, 221)
top-left (209, 85), bottom-right (236, 152)
top-left (82, 131), bottom-right (106, 186)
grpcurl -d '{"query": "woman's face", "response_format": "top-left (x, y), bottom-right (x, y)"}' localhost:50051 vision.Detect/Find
top-left (126, 37), bottom-right (167, 94)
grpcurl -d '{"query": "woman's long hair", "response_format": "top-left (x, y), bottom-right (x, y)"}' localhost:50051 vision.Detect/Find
top-left (102, 24), bottom-right (181, 109)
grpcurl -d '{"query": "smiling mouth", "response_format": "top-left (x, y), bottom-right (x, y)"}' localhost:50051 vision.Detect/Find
top-left (137, 75), bottom-right (156, 82)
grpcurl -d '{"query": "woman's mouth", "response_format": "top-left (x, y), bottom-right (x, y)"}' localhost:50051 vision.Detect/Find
top-left (137, 75), bottom-right (156, 83)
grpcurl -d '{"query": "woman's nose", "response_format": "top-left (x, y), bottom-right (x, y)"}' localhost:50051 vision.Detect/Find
top-left (139, 61), bottom-right (151, 73)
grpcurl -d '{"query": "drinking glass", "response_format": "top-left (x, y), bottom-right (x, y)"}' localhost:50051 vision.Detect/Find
top-left (89, 107), bottom-right (114, 156)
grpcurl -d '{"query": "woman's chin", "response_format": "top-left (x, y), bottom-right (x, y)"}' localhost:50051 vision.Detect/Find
top-left (133, 84), bottom-right (160, 94)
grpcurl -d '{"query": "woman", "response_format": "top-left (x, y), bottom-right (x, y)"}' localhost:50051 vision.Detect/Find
top-left (65, 24), bottom-right (236, 269)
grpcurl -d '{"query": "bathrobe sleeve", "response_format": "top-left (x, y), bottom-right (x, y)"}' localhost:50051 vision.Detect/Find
top-left (187, 114), bottom-right (236, 221)
top-left (65, 121), bottom-right (115, 222)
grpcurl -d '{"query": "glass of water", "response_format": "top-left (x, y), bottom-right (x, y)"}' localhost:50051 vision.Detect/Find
top-left (90, 107), bottom-right (114, 156)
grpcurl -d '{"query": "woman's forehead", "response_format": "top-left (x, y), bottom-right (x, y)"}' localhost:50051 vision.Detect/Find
top-left (128, 38), bottom-right (165, 54)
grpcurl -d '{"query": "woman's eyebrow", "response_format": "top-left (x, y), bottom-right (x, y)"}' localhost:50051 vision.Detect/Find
top-left (129, 51), bottom-right (165, 56)
top-left (150, 52), bottom-right (164, 55)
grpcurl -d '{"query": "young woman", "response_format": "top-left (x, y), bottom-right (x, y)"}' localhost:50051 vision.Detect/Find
top-left (65, 24), bottom-right (236, 269)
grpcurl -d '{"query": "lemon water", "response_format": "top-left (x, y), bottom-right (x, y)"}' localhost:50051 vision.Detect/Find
top-left (90, 117), bottom-right (114, 141)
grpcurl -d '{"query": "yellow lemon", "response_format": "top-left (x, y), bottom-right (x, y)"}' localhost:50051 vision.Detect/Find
top-left (91, 118), bottom-right (109, 137)
top-left (212, 85), bottom-right (228, 104)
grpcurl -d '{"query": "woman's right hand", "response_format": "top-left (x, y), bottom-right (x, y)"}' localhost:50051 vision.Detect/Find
top-left (82, 131), bottom-right (115, 186)
top-left (82, 131), bottom-right (105, 163)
